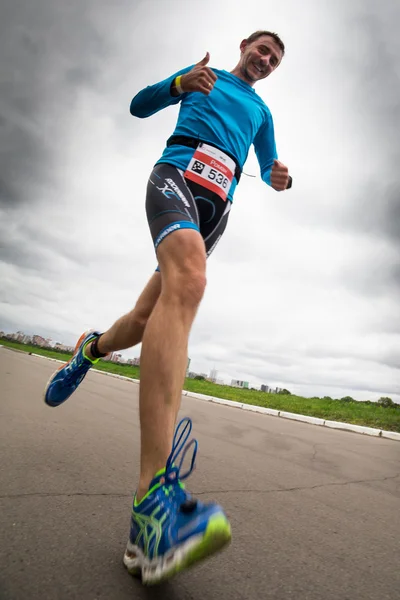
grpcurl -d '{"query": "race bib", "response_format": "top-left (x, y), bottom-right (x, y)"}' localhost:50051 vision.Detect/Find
top-left (184, 142), bottom-right (236, 201)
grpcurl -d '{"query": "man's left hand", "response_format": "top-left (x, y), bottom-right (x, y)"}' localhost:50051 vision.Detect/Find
top-left (271, 159), bottom-right (291, 191)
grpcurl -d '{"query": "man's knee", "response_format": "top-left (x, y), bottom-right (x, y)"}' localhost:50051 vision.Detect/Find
top-left (173, 266), bottom-right (207, 308)
top-left (158, 230), bottom-right (207, 308)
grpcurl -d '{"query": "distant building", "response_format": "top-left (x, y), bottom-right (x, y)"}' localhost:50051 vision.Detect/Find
top-left (261, 384), bottom-right (269, 393)
top-left (102, 352), bottom-right (123, 363)
top-left (209, 368), bottom-right (218, 382)
top-left (16, 331), bottom-right (25, 342)
top-left (231, 379), bottom-right (249, 389)
top-left (54, 342), bottom-right (70, 351)
top-left (127, 357), bottom-right (140, 366)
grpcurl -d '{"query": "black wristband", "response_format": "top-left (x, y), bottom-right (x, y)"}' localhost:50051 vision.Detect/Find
top-left (286, 176), bottom-right (293, 190)
top-left (90, 334), bottom-right (107, 358)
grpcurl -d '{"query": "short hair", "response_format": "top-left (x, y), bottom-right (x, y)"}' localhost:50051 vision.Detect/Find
top-left (245, 30), bottom-right (285, 56)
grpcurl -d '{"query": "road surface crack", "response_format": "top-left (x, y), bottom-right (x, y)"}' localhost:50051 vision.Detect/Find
top-left (194, 472), bottom-right (400, 496)
top-left (0, 492), bottom-right (132, 499)
top-left (1, 474), bottom-right (398, 500)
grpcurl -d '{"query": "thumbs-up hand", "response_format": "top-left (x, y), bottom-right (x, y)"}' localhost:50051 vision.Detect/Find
top-left (271, 159), bottom-right (291, 191)
top-left (180, 52), bottom-right (217, 95)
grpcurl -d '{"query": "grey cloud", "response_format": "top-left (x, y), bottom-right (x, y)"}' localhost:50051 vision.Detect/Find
top-left (0, 210), bottom-right (137, 285)
top-left (64, 66), bottom-right (101, 88)
top-left (220, 356), bottom-right (400, 399)
top-left (0, 0), bottom-right (128, 209)
top-left (0, 282), bottom-right (58, 308)
top-left (349, 184), bottom-right (400, 251)
top-left (369, 315), bottom-right (400, 336)
top-left (339, 250), bottom-right (400, 299)
top-left (238, 347), bottom-right (297, 368)
top-left (282, 2), bottom-right (400, 299)
top-left (316, 379), bottom-right (400, 399)
top-left (1, 4), bottom-right (50, 208)
top-left (0, 214), bottom-right (80, 274)
top-left (0, 312), bottom-right (76, 347)
top-left (343, 8), bottom-right (400, 246)
top-left (305, 345), bottom-right (400, 372)
top-left (375, 354), bottom-right (400, 371)
top-left (316, 4), bottom-right (400, 304)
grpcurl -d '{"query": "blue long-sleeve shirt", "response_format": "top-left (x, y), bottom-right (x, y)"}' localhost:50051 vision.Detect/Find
top-left (130, 65), bottom-right (278, 201)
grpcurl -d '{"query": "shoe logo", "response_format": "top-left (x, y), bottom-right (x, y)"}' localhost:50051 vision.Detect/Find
top-left (133, 512), bottom-right (165, 559)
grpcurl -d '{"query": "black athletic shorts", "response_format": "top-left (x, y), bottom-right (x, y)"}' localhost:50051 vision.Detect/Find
top-left (146, 163), bottom-right (231, 262)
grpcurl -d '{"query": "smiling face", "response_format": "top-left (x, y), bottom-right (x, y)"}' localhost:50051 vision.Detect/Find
top-left (236, 35), bottom-right (283, 85)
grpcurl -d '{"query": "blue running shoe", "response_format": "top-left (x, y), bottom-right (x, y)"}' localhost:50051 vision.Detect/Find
top-left (123, 418), bottom-right (232, 586)
top-left (44, 330), bottom-right (102, 407)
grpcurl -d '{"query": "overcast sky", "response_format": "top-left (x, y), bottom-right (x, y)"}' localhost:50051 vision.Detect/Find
top-left (1, 0), bottom-right (399, 402)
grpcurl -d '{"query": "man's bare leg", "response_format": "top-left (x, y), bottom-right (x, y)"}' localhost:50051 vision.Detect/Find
top-left (136, 228), bottom-right (207, 501)
top-left (84, 271), bottom-right (161, 360)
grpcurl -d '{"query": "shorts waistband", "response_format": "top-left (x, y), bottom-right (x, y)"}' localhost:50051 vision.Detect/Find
top-left (166, 135), bottom-right (242, 183)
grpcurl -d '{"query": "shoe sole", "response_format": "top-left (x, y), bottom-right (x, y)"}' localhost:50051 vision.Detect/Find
top-left (43, 330), bottom-right (94, 407)
top-left (123, 513), bottom-right (232, 586)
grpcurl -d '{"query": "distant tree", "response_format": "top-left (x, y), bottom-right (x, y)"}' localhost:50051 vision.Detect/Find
top-left (278, 388), bottom-right (292, 395)
top-left (377, 397), bottom-right (395, 408)
top-left (194, 375), bottom-right (205, 381)
top-left (340, 396), bottom-right (354, 402)
top-left (323, 396), bottom-right (333, 401)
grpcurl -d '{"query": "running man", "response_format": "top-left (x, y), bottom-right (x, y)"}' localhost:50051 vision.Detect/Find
top-left (44, 31), bottom-right (292, 585)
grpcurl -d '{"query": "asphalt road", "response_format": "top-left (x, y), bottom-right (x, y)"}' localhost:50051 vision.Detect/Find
top-left (1, 347), bottom-right (399, 600)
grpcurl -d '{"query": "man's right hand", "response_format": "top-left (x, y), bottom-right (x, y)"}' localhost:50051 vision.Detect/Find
top-left (179, 53), bottom-right (217, 95)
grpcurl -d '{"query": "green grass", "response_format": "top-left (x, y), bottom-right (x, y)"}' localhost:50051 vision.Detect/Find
top-left (2, 338), bottom-right (399, 433)
top-left (90, 359), bottom-right (140, 379)
top-left (1, 339), bottom-right (74, 362)
top-left (0, 338), bottom-right (141, 379)
top-left (183, 378), bottom-right (400, 432)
